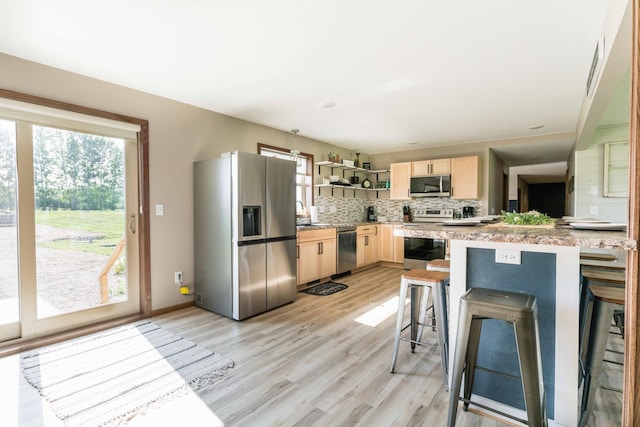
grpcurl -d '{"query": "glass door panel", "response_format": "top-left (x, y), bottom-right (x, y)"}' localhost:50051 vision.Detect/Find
top-left (32, 126), bottom-right (128, 318)
top-left (0, 119), bottom-right (19, 340)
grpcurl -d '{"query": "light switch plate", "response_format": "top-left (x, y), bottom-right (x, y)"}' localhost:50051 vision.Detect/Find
top-left (155, 204), bottom-right (164, 216)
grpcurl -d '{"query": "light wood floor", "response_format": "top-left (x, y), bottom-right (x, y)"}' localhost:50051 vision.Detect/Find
top-left (2, 265), bottom-right (621, 426)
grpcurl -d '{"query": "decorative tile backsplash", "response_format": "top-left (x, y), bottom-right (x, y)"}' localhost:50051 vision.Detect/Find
top-left (314, 196), bottom-right (482, 223)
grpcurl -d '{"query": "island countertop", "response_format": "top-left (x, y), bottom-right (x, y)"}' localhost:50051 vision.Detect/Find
top-left (394, 222), bottom-right (636, 250)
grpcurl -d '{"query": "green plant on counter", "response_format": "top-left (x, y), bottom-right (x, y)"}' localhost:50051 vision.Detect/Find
top-left (499, 210), bottom-right (553, 225)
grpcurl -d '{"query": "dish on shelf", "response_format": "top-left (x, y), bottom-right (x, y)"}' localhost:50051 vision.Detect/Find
top-left (442, 219), bottom-right (481, 226)
top-left (569, 222), bottom-right (627, 231)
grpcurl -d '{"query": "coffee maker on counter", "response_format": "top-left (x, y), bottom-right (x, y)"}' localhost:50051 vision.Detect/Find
top-left (462, 206), bottom-right (475, 218)
top-left (367, 206), bottom-right (376, 221)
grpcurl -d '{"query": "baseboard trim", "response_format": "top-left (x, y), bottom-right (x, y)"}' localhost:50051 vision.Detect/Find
top-left (151, 301), bottom-right (195, 317)
top-left (0, 313), bottom-right (146, 358)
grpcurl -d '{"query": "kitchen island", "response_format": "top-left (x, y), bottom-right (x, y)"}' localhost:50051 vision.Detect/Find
top-left (395, 222), bottom-right (635, 427)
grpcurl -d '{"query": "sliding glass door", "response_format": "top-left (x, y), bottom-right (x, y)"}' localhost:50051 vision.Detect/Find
top-left (0, 119), bottom-right (19, 341)
top-left (0, 118), bottom-right (140, 343)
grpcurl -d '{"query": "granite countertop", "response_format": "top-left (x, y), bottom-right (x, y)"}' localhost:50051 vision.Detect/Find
top-left (394, 221), bottom-right (636, 250)
top-left (296, 221), bottom-right (381, 230)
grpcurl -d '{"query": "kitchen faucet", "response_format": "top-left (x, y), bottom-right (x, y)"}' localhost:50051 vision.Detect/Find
top-left (296, 201), bottom-right (304, 212)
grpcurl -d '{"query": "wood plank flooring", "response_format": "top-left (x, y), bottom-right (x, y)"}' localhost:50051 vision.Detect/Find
top-left (1, 265), bottom-right (622, 426)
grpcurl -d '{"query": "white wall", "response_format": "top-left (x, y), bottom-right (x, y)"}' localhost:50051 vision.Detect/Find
top-left (574, 124), bottom-right (628, 222)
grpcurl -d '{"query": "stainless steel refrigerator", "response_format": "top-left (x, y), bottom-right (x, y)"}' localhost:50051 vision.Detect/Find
top-left (194, 151), bottom-right (297, 320)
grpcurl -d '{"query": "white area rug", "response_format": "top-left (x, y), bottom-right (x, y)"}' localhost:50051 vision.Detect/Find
top-left (21, 321), bottom-right (234, 426)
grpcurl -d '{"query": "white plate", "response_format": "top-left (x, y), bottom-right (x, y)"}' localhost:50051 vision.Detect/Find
top-left (562, 216), bottom-right (603, 222)
top-left (474, 215), bottom-right (500, 222)
top-left (442, 219), bottom-right (481, 226)
top-left (570, 222), bottom-right (627, 231)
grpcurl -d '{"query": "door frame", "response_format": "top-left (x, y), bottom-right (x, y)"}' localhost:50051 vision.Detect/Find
top-left (624, 2), bottom-right (640, 425)
top-left (0, 88), bottom-right (150, 353)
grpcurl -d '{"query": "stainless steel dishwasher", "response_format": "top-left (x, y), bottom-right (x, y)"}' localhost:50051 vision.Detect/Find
top-left (336, 226), bottom-right (357, 274)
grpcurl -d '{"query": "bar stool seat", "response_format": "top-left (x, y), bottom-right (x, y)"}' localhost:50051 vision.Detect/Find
top-left (579, 252), bottom-right (617, 262)
top-left (390, 269), bottom-right (450, 388)
top-left (579, 285), bottom-right (625, 427)
top-left (427, 258), bottom-right (451, 272)
top-left (579, 258), bottom-right (626, 271)
top-left (447, 287), bottom-right (547, 427)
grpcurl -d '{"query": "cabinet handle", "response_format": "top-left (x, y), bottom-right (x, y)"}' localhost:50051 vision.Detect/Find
top-left (297, 245), bottom-right (300, 259)
top-left (374, 226), bottom-right (378, 235)
top-left (365, 235), bottom-right (369, 245)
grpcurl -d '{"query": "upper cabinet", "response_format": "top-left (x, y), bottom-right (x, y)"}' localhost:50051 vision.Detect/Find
top-left (450, 156), bottom-right (479, 200)
top-left (411, 158), bottom-right (451, 176)
top-left (390, 155), bottom-right (479, 200)
top-left (390, 162), bottom-right (411, 200)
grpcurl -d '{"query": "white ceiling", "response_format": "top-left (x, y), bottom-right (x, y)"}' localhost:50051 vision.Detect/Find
top-left (0, 0), bottom-right (613, 163)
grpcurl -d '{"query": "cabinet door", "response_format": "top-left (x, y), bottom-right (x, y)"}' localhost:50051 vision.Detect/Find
top-left (371, 226), bottom-right (380, 262)
top-left (393, 225), bottom-right (405, 263)
top-left (411, 160), bottom-right (432, 176)
top-left (451, 156), bottom-right (479, 199)
top-left (431, 158), bottom-right (451, 175)
top-left (390, 162), bottom-right (411, 200)
top-left (380, 225), bottom-right (394, 262)
top-left (356, 234), bottom-right (366, 267)
top-left (298, 240), bottom-right (320, 284)
top-left (318, 238), bottom-right (337, 278)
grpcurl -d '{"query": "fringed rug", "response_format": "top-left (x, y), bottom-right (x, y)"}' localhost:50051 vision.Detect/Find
top-left (301, 281), bottom-right (348, 296)
top-left (21, 321), bottom-right (234, 426)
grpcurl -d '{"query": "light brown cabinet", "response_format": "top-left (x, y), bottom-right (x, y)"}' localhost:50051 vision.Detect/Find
top-left (356, 225), bottom-right (379, 267)
top-left (297, 228), bottom-right (336, 285)
top-left (411, 158), bottom-right (451, 176)
top-left (451, 156), bottom-right (479, 200)
top-left (380, 224), bottom-right (404, 263)
top-left (390, 162), bottom-right (411, 200)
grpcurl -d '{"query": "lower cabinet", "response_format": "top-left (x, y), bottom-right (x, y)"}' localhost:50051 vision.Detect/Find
top-left (356, 225), bottom-right (379, 268)
top-left (297, 228), bottom-right (337, 285)
top-left (380, 224), bottom-right (404, 263)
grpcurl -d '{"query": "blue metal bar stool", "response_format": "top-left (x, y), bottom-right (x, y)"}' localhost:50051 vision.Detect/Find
top-left (390, 269), bottom-right (450, 388)
top-left (579, 284), bottom-right (625, 427)
top-left (447, 287), bottom-right (547, 427)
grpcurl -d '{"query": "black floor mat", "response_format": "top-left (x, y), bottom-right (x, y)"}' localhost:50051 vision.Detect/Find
top-left (301, 281), bottom-right (348, 296)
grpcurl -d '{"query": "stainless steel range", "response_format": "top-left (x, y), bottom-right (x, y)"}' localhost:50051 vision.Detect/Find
top-left (404, 209), bottom-right (452, 269)
top-left (411, 209), bottom-right (454, 223)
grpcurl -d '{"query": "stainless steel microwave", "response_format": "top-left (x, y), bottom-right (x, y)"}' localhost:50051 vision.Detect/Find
top-left (410, 175), bottom-right (451, 197)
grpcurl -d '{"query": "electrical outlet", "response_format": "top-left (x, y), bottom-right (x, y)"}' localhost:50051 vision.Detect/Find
top-left (590, 205), bottom-right (599, 215)
top-left (330, 205), bottom-right (337, 213)
top-left (495, 249), bottom-right (521, 265)
top-left (174, 271), bottom-right (183, 285)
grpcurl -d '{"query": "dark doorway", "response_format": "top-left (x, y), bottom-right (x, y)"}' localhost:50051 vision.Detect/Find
top-left (528, 183), bottom-right (566, 218)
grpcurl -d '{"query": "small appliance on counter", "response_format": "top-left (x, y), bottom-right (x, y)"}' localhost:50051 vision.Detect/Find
top-left (367, 206), bottom-right (376, 221)
top-left (403, 205), bottom-right (412, 222)
top-left (462, 206), bottom-right (475, 218)
top-left (309, 206), bottom-right (319, 223)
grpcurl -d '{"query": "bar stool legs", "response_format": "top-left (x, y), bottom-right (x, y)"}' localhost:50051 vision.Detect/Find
top-left (390, 270), bottom-right (450, 388)
top-left (447, 288), bottom-right (547, 427)
top-left (579, 284), bottom-right (625, 427)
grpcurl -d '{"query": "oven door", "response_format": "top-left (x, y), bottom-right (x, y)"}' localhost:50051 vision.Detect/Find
top-left (403, 237), bottom-right (446, 269)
